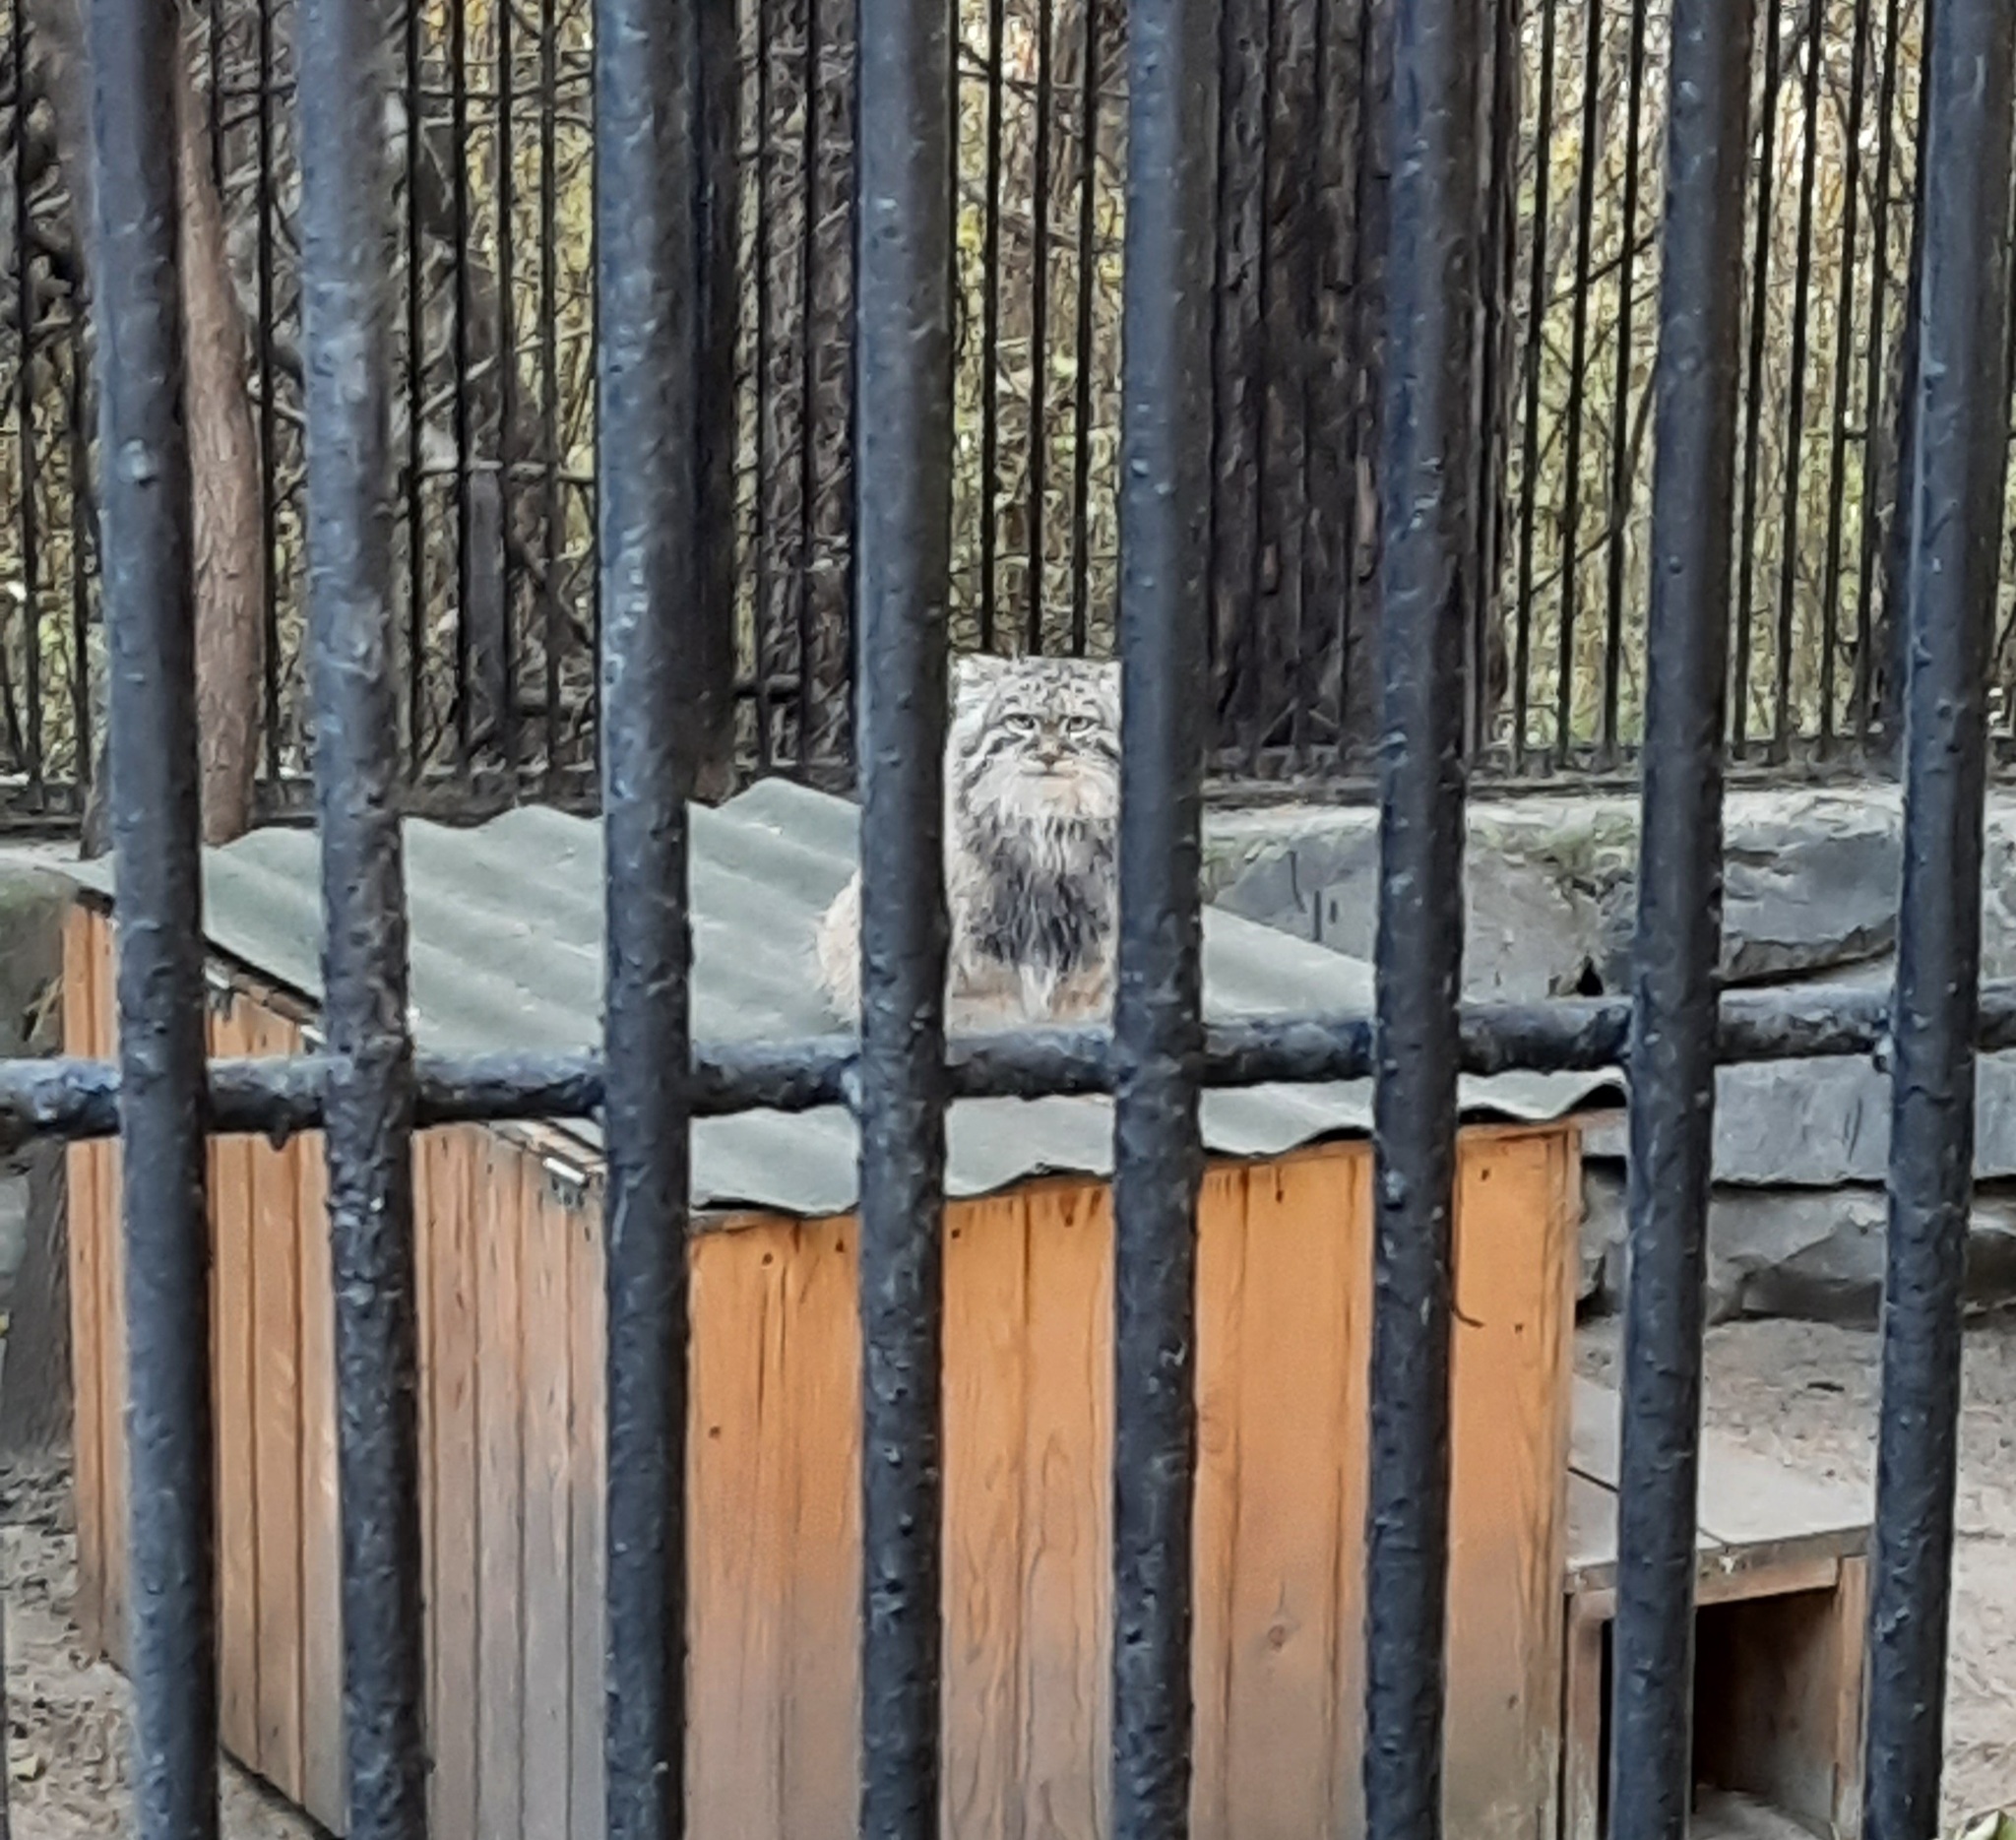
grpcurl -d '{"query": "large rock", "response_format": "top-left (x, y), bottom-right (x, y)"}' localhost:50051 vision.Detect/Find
top-left (1580, 1169), bottom-right (2016, 1327)
top-left (0, 859), bottom-right (68, 1062)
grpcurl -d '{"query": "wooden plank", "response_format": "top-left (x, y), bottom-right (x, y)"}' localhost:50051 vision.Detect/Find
top-left (772, 1217), bottom-right (859, 1840)
top-left (1012, 1181), bottom-right (1110, 1840)
top-left (295, 1110), bottom-right (346, 1831)
top-left (475, 1131), bottom-right (527, 1840)
top-left (1829, 1555), bottom-right (1868, 1840)
top-left (688, 1214), bottom-right (789, 1839)
top-left (567, 1177), bottom-right (606, 1840)
top-left (941, 1191), bottom-right (1032, 1837)
top-left (1559, 1606), bottom-right (1605, 1840)
top-left (1442, 1127), bottom-right (1577, 1840)
top-left (519, 1153), bottom-right (576, 1839)
top-left (94, 911), bottom-right (130, 1671)
top-left (1211, 1150), bottom-right (1366, 1840)
top-left (211, 994), bottom-right (262, 1769)
top-left (424, 1127), bottom-right (481, 1840)
top-left (62, 906), bottom-right (104, 1658)
top-left (248, 1004), bottom-right (305, 1803)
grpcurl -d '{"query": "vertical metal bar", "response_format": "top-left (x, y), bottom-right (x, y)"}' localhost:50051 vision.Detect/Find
top-left (1027, 0), bottom-right (1054, 656)
top-left (1605, 0), bottom-right (1753, 1826)
top-left (1864, 0), bottom-right (2015, 1826)
top-left (853, 0), bottom-right (953, 1810)
top-left (1770, 4), bottom-right (1824, 757)
top-left (1732, 0), bottom-right (1783, 758)
top-left (978, 0), bottom-right (1005, 655)
top-left (1817, 0), bottom-right (1872, 754)
top-left (793, 0), bottom-right (822, 771)
top-left (298, 0), bottom-right (427, 1818)
top-left (404, 0), bottom-right (427, 772)
top-left (538, 0), bottom-right (562, 776)
top-left (14, 0), bottom-right (41, 803)
top-left (207, 0), bottom-right (224, 185)
top-left (754, 0), bottom-right (776, 773)
top-left (1599, 0), bottom-right (1648, 765)
top-left (1109, 0), bottom-right (1211, 1816)
top-left (1362, 0), bottom-right (1479, 1831)
top-left (68, 344), bottom-right (92, 794)
top-left (1554, 0), bottom-right (1603, 764)
top-left (596, 0), bottom-right (698, 1816)
top-left (1066, 0), bottom-right (1101, 660)
top-left (258, 0), bottom-right (281, 784)
top-left (450, 0), bottom-right (473, 770)
top-left (496, 0), bottom-right (519, 780)
top-left (1851, 0), bottom-right (1904, 745)
top-left (88, 0), bottom-right (216, 1817)
top-left (1512, 0), bottom-right (1557, 775)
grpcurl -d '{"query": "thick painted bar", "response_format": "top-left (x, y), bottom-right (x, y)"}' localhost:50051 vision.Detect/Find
top-left (851, 0), bottom-right (955, 1813)
top-left (592, 0), bottom-right (701, 1819)
top-left (1864, 0), bottom-right (2016, 1832)
top-left (87, 0), bottom-right (217, 1821)
top-left (1107, 0), bottom-right (1213, 1814)
top-left (297, 0), bottom-right (427, 1824)
top-left (1605, 0), bottom-right (1754, 1828)
top-left (1361, 0), bottom-right (1480, 1827)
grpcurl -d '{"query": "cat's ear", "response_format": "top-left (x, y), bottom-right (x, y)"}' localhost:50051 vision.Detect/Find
top-left (952, 652), bottom-right (1010, 707)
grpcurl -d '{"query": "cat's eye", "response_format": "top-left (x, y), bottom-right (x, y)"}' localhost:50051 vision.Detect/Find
top-left (1062, 715), bottom-right (1095, 736)
top-left (1006, 713), bottom-right (1039, 734)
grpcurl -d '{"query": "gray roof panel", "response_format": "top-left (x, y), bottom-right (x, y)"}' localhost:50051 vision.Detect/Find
top-left (72, 777), bottom-right (1617, 1214)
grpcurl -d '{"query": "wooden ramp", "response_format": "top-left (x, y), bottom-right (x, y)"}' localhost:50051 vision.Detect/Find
top-left (1562, 1378), bottom-right (1872, 1840)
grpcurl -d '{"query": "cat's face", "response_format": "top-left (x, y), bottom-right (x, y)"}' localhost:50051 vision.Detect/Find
top-left (951, 655), bottom-right (1121, 824)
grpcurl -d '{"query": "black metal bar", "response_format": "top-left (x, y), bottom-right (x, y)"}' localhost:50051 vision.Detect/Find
top-left (1109, 0), bottom-right (1212, 1813)
top-left (1364, 0), bottom-right (1479, 1827)
top-left (88, 0), bottom-right (217, 1813)
top-left (68, 340), bottom-right (92, 793)
top-left (1770, 3), bottom-right (1825, 759)
top-left (1554, 0), bottom-right (1604, 763)
top-left (754, 0), bottom-right (777, 773)
top-left (297, 0), bottom-right (428, 1813)
top-left (793, 0), bottom-right (823, 773)
top-left (15, 0), bottom-right (41, 803)
top-left (1817, 0), bottom-right (1872, 754)
top-left (539, 0), bottom-right (563, 778)
top-left (1604, 0), bottom-right (1753, 1824)
top-left (1732, 0), bottom-right (1784, 757)
top-left (1066, 0), bottom-right (1102, 659)
top-left (853, 0), bottom-right (954, 1803)
top-left (1851, 0), bottom-right (1905, 744)
top-left (593, 0), bottom-right (700, 1810)
top-left (404, 0), bottom-right (427, 772)
top-left (1600, 0), bottom-right (1650, 765)
top-left (1027, 0), bottom-right (1055, 656)
top-left (32, 975), bottom-right (2016, 1152)
top-left (978, 0), bottom-right (1005, 655)
top-left (1511, 0), bottom-right (1557, 774)
top-left (450, 0), bottom-right (473, 771)
top-left (496, 0), bottom-right (519, 781)
top-left (1863, 0), bottom-right (2015, 1827)
top-left (258, 0), bottom-right (281, 784)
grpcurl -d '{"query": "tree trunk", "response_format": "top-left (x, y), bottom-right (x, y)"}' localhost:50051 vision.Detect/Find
top-left (175, 22), bottom-right (267, 848)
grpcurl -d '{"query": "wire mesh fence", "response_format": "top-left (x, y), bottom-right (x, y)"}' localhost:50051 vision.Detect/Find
top-left (0, 0), bottom-right (1991, 825)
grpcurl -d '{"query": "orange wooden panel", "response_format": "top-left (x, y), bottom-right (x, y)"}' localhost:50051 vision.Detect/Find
top-left (422, 1126), bottom-right (481, 1840)
top-left (93, 911), bottom-right (130, 1670)
top-left (248, 1004), bottom-right (306, 1801)
top-left (62, 906), bottom-right (105, 1658)
top-left (567, 1179), bottom-right (608, 1840)
top-left (295, 1115), bottom-right (346, 1833)
top-left (211, 994), bottom-right (262, 1767)
top-left (1444, 1125), bottom-right (1576, 1840)
top-left (519, 1151), bottom-right (576, 1838)
top-left (475, 1130), bottom-right (527, 1839)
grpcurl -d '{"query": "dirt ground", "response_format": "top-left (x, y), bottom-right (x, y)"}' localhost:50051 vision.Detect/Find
top-left (0, 1317), bottom-right (2010, 1837)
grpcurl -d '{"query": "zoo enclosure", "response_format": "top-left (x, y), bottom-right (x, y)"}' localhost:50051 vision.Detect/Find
top-left (0, 0), bottom-right (1998, 828)
top-left (0, 0), bottom-right (2007, 1828)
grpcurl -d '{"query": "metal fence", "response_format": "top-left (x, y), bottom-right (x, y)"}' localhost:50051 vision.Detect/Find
top-left (0, 0), bottom-right (2001, 825)
top-left (1, 0), bottom-right (2011, 1837)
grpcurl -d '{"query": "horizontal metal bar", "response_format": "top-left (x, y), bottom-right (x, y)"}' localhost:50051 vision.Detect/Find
top-left (12, 979), bottom-right (2013, 1151)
